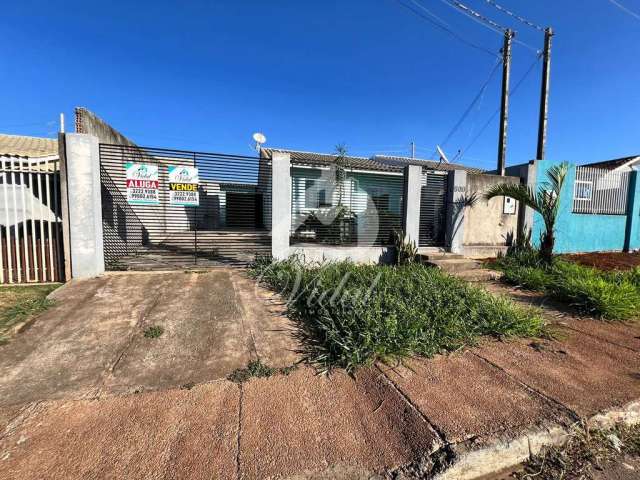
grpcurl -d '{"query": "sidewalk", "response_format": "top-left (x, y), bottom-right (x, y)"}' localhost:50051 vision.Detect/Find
top-left (1, 286), bottom-right (640, 479)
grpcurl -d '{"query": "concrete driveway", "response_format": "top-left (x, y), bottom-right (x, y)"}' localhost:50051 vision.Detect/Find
top-left (0, 269), bottom-right (298, 407)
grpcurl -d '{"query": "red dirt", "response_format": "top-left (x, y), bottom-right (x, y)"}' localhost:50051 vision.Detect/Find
top-left (561, 252), bottom-right (640, 271)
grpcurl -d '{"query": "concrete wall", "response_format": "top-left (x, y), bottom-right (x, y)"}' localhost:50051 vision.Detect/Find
top-left (75, 107), bottom-right (136, 146)
top-left (462, 173), bottom-right (519, 258)
top-left (530, 159), bottom-right (640, 253)
top-left (289, 245), bottom-right (394, 264)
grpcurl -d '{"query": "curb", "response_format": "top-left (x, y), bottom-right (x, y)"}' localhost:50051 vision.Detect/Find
top-left (433, 400), bottom-right (640, 480)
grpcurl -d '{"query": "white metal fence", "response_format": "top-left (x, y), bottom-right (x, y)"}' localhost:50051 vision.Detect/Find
top-left (0, 157), bottom-right (64, 283)
top-left (572, 166), bottom-right (630, 215)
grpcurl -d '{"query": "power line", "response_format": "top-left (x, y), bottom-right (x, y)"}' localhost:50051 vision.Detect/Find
top-left (440, 0), bottom-right (506, 33)
top-left (607, 0), bottom-right (640, 21)
top-left (483, 0), bottom-right (544, 31)
top-left (459, 53), bottom-right (542, 162)
top-left (406, 0), bottom-right (453, 28)
top-left (433, 57), bottom-right (503, 157)
top-left (438, 0), bottom-right (540, 54)
top-left (393, 0), bottom-right (500, 58)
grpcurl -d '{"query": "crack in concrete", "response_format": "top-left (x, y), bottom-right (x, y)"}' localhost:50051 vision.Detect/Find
top-left (560, 323), bottom-right (640, 354)
top-left (470, 351), bottom-right (580, 423)
top-left (376, 365), bottom-right (449, 449)
top-left (235, 383), bottom-right (244, 480)
top-left (230, 274), bottom-right (258, 361)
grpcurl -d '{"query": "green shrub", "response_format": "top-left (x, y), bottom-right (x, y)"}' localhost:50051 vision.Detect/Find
top-left (494, 254), bottom-right (640, 321)
top-left (250, 258), bottom-right (545, 371)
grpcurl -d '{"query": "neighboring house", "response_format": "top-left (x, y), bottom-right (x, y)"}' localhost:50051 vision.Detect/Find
top-left (0, 134), bottom-right (60, 226)
top-left (582, 155), bottom-right (640, 172)
top-left (0, 134), bottom-right (63, 283)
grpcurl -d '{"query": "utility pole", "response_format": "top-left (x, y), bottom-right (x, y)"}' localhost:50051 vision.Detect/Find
top-left (411, 141), bottom-right (415, 159)
top-left (497, 28), bottom-right (513, 176)
top-left (536, 27), bottom-right (553, 160)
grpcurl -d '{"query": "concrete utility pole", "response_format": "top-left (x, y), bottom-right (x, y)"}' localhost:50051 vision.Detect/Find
top-left (411, 141), bottom-right (415, 159)
top-left (497, 28), bottom-right (514, 176)
top-left (536, 27), bottom-right (553, 160)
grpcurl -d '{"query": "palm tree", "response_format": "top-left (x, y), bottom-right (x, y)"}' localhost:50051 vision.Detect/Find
top-left (485, 162), bottom-right (569, 263)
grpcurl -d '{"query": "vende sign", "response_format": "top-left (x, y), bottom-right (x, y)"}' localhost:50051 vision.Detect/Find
top-left (125, 163), bottom-right (159, 205)
top-left (168, 165), bottom-right (199, 206)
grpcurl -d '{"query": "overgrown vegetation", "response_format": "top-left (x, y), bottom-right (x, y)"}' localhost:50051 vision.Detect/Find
top-left (494, 246), bottom-right (640, 321)
top-left (228, 359), bottom-right (299, 383)
top-left (250, 257), bottom-right (545, 371)
top-left (515, 422), bottom-right (640, 479)
top-left (0, 284), bottom-right (58, 344)
top-left (143, 325), bottom-right (164, 338)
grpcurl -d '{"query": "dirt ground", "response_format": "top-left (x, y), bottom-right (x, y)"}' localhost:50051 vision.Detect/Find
top-left (562, 251), bottom-right (640, 271)
top-left (0, 269), bottom-right (298, 406)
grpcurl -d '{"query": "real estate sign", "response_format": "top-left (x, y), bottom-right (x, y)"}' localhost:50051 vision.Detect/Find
top-left (168, 165), bottom-right (199, 206)
top-left (125, 163), bottom-right (159, 205)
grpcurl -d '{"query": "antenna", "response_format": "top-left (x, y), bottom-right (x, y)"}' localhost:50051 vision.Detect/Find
top-left (252, 132), bottom-right (267, 151)
top-left (436, 145), bottom-right (450, 164)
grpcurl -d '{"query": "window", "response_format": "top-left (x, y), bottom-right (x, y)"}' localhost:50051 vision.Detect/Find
top-left (318, 189), bottom-right (331, 207)
top-left (304, 179), bottom-right (316, 208)
top-left (574, 180), bottom-right (593, 201)
top-left (304, 179), bottom-right (332, 208)
top-left (372, 194), bottom-right (390, 212)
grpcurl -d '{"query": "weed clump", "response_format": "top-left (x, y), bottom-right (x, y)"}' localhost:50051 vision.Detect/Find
top-left (250, 257), bottom-right (545, 371)
top-left (143, 325), bottom-right (164, 338)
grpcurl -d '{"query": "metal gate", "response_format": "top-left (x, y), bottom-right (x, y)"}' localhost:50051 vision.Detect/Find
top-left (99, 144), bottom-right (271, 270)
top-left (419, 170), bottom-right (448, 247)
top-left (0, 157), bottom-right (64, 283)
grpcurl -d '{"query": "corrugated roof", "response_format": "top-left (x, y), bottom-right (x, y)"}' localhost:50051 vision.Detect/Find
top-left (0, 134), bottom-right (58, 158)
top-left (583, 155), bottom-right (640, 171)
top-left (261, 148), bottom-right (483, 173)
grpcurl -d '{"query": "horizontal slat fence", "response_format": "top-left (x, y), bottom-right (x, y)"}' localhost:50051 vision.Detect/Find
top-left (572, 166), bottom-right (630, 215)
top-left (0, 157), bottom-right (64, 283)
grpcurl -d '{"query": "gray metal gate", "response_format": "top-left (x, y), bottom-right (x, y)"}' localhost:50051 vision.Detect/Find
top-left (99, 144), bottom-right (271, 270)
top-left (419, 170), bottom-right (448, 247)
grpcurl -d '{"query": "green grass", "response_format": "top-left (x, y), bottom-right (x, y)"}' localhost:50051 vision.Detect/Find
top-left (227, 359), bottom-right (299, 383)
top-left (143, 325), bottom-right (164, 338)
top-left (0, 284), bottom-right (59, 343)
top-left (250, 257), bottom-right (546, 371)
top-left (494, 253), bottom-right (640, 321)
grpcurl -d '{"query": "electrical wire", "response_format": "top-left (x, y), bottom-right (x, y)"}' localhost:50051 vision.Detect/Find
top-left (437, 0), bottom-right (540, 54)
top-left (459, 53), bottom-right (542, 162)
top-left (439, 0), bottom-right (506, 33)
top-left (607, 0), bottom-right (640, 21)
top-left (393, 0), bottom-right (500, 58)
top-left (432, 57), bottom-right (503, 158)
top-left (483, 0), bottom-right (545, 31)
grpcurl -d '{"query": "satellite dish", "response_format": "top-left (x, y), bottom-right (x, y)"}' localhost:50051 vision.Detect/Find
top-left (436, 145), bottom-right (450, 164)
top-left (253, 132), bottom-right (266, 144)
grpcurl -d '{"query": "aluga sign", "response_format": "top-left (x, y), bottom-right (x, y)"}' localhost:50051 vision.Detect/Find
top-left (126, 163), bottom-right (159, 205)
top-left (168, 166), bottom-right (199, 206)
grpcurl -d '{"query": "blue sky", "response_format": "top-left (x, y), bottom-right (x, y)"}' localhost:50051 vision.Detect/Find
top-left (1, 1), bottom-right (639, 170)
